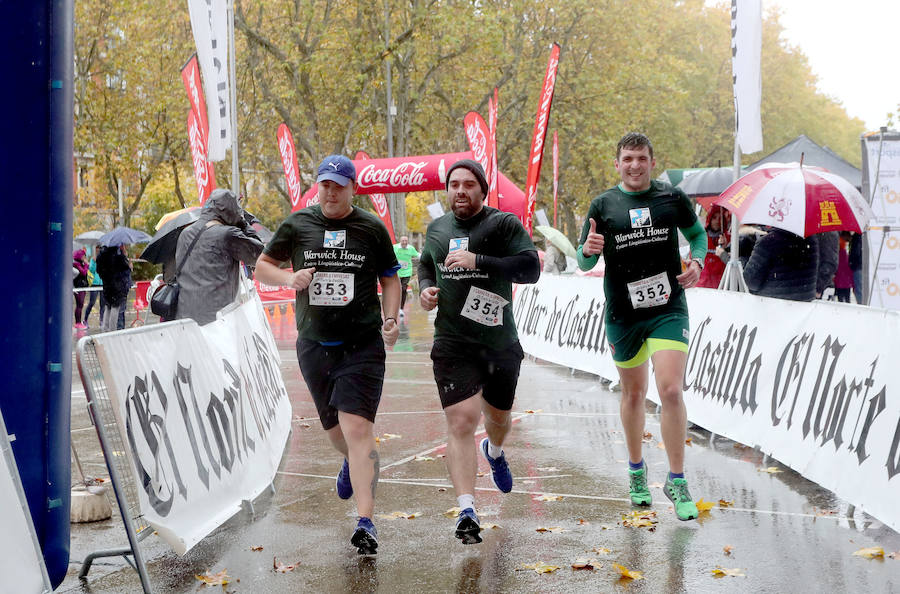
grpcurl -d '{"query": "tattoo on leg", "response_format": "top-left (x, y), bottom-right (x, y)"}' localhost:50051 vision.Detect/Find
top-left (369, 449), bottom-right (380, 498)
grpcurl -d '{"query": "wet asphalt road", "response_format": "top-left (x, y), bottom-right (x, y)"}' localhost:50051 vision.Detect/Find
top-left (61, 305), bottom-right (900, 593)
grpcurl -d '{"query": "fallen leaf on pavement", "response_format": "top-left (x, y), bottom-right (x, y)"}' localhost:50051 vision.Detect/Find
top-left (718, 499), bottom-right (734, 507)
top-left (376, 511), bottom-right (421, 520)
top-left (695, 499), bottom-right (716, 512)
top-left (649, 482), bottom-right (664, 489)
top-left (592, 547), bottom-right (611, 555)
top-left (853, 546), bottom-right (884, 559)
top-left (656, 441), bottom-right (666, 450)
top-left (685, 437), bottom-right (693, 446)
top-left (887, 551), bottom-right (898, 559)
top-left (642, 431), bottom-right (653, 442)
top-left (534, 494), bottom-right (563, 502)
top-left (723, 545), bottom-right (733, 555)
top-left (711, 566), bottom-right (745, 577)
top-left (517, 562), bottom-right (559, 574)
top-left (437, 487), bottom-right (447, 492)
top-left (443, 507), bottom-right (461, 518)
top-left (577, 518), bottom-right (589, 525)
top-left (758, 467), bottom-right (782, 473)
top-left (535, 526), bottom-right (565, 533)
top-left (273, 557), bottom-right (299, 572)
top-left (414, 456), bottom-right (435, 462)
top-left (524, 409), bottom-right (543, 414)
top-left (195, 569), bottom-right (229, 586)
top-left (571, 558), bottom-right (597, 570)
top-left (250, 545), bottom-right (263, 551)
top-left (476, 471), bottom-right (486, 477)
top-left (613, 563), bottom-right (643, 580)
top-left (621, 511), bottom-right (658, 528)
top-left (383, 433), bottom-right (401, 439)
top-left (481, 523), bottom-right (501, 530)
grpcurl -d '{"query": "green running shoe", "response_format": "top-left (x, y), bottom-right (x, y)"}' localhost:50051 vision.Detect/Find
top-left (664, 476), bottom-right (699, 521)
top-left (628, 463), bottom-right (652, 506)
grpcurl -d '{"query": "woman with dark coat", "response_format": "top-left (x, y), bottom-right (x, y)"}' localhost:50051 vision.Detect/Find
top-left (743, 227), bottom-right (819, 301)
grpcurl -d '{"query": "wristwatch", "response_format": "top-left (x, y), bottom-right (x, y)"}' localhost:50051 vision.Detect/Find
top-left (691, 257), bottom-right (704, 270)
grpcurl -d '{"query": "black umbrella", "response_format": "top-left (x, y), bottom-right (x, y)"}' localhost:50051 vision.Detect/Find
top-left (677, 167), bottom-right (745, 197)
top-left (140, 210), bottom-right (202, 264)
top-left (98, 226), bottom-right (152, 246)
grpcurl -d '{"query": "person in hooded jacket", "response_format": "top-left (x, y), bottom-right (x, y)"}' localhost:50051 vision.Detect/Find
top-left (743, 227), bottom-right (819, 301)
top-left (175, 188), bottom-right (264, 325)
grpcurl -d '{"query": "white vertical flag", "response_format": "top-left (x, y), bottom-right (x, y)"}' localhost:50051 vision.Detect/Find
top-left (187, 0), bottom-right (231, 162)
top-left (732, 0), bottom-right (763, 154)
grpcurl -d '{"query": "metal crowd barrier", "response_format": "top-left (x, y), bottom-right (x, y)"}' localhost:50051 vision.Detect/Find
top-left (75, 333), bottom-right (153, 593)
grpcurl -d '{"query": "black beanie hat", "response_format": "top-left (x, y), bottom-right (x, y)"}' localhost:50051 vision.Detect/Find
top-left (446, 159), bottom-right (489, 197)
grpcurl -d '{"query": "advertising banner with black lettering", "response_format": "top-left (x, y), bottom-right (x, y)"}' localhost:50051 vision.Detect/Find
top-left (731, 0), bottom-right (763, 154)
top-left (187, 0), bottom-right (231, 162)
top-left (861, 135), bottom-right (900, 310)
top-left (93, 296), bottom-right (292, 554)
top-left (514, 275), bottom-right (900, 533)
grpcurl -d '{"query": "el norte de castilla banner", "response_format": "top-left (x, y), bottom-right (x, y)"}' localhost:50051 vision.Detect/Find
top-left (92, 296), bottom-right (292, 555)
top-left (514, 275), bottom-right (900, 533)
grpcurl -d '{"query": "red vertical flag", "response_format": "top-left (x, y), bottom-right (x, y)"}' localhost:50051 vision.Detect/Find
top-left (181, 53), bottom-right (215, 203)
top-left (276, 124), bottom-right (303, 210)
top-left (355, 151), bottom-right (396, 242)
top-left (552, 130), bottom-right (559, 227)
top-left (463, 111), bottom-right (491, 176)
top-left (523, 43), bottom-right (561, 236)
top-left (186, 110), bottom-right (215, 203)
top-left (487, 89), bottom-right (500, 208)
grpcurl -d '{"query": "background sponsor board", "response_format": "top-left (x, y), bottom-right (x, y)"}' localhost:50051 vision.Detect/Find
top-left (515, 276), bottom-right (900, 533)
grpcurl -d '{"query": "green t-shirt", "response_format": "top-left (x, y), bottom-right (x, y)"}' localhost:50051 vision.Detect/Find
top-left (264, 205), bottom-right (399, 341)
top-left (393, 244), bottom-right (420, 278)
top-left (420, 207), bottom-right (535, 349)
top-left (578, 181), bottom-right (700, 324)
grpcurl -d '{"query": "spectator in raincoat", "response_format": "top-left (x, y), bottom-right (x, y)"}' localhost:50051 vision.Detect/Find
top-left (696, 205), bottom-right (730, 288)
top-left (96, 244), bottom-right (132, 331)
top-left (175, 188), bottom-right (264, 325)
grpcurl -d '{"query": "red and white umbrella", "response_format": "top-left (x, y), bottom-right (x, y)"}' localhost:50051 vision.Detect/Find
top-left (714, 162), bottom-right (874, 237)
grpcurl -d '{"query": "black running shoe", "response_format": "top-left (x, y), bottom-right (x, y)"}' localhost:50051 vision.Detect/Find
top-left (455, 507), bottom-right (482, 544)
top-left (351, 517), bottom-right (378, 555)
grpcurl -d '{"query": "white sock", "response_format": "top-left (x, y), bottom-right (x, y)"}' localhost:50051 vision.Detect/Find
top-left (488, 440), bottom-right (503, 459)
top-left (457, 494), bottom-right (475, 511)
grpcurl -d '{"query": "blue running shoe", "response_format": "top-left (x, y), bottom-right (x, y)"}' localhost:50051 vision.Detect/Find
top-left (336, 459), bottom-right (353, 500)
top-left (351, 517), bottom-right (378, 554)
top-left (455, 508), bottom-right (482, 544)
top-left (480, 437), bottom-right (513, 493)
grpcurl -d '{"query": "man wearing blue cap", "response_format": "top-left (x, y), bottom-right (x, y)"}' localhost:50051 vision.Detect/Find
top-left (256, 154), bottom-right (401, 554)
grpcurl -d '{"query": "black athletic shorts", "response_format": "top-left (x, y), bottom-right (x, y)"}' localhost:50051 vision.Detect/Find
top-left (296, 333), bottom-right (385, 430)
top-left (430, 339), bottom-right (524, 410)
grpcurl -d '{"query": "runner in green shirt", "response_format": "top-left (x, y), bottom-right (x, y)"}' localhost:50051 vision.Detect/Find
top-left (393, 235), bottom-right (419, 321)
top-left (577, 133), bottom-right (707, 521)
top-left (419, 159), bottom-right (540, 544)
top-left (256, 155), bottom-right (401, 554)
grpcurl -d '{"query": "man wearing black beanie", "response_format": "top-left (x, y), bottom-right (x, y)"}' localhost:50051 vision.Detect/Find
top-left (418, 159), bottom-right (540, 545)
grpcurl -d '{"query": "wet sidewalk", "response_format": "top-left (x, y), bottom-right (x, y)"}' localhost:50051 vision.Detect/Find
top-left (62, 306), bottom-right (899, 592)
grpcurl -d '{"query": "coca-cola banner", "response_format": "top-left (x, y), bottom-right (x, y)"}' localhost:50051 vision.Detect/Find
top-left (277, 124), bottom-right (303, 209)
top-left (488, 89), bottom-right (500, 208)
top-left (356, 151), bottom-right (396, 242)
top-left (463, 111), bottom-right (490, 178)
top-left (552, 130), bottom-right (559, 227)
top-left (187, 109), bottom-right (215, 203)
top-left (523, 43), bottom-right (561, 236)
top-left (514, 276), bottom-right (900, 534)
top-left (289, 151), bottom-right (528, 223)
